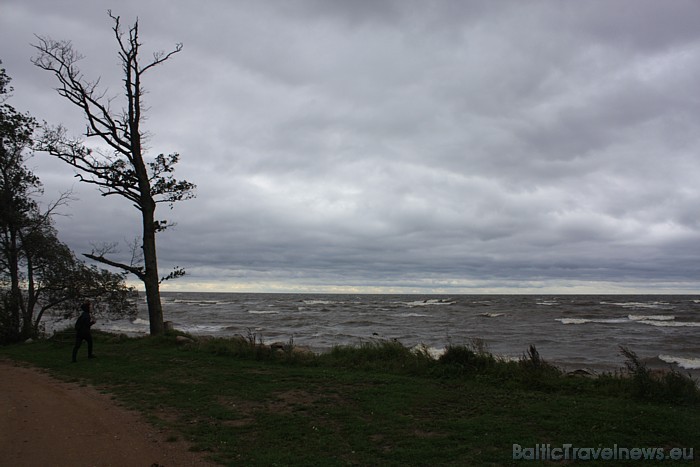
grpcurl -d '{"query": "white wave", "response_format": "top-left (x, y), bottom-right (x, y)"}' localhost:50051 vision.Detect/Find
top-left (606, 301), bottom-right (671, 309)
top-left (97, 319), bottom-right (149, 335)
top-left (178, 324), bottom-right (227, 333)
top-left (537, 300), bottom-right (558, 306)
top-left (173, 299), bottom-right (219, 305)
top-left (99, 326), bottom-right (148, 335)
top-left (248, 310), bottom-right (280, 315)
top-left (295, 307), bottom-right (323, 314)
top-left (557, 314), bottom-right (700, 327)
top-left (395, 312), bottom-right (429, 318)
top-left (557, 314), bottom-right (700, 328)
top-left (303, 300), bottom-right (335, 305)
top-left (412, 345), bottom-right (444, 359)
top-left (480, 312), bottom-right (505, 318)
top-left (602, 318), bottom-right (642, 324)
top-left (556, 318), bottom-right (629, 325)
top-left (497, 354), bottom-right (522, 363)
top-left (403, 299), bottom-right (454, 307)
top-left (628, 314), bottom-right (675, 322)
top-left (556, 318), bottom-right (590, 325)
top-left (659, 355), bottom-right (700, 369)
top-left (638, 320), bottom-right (700, 328)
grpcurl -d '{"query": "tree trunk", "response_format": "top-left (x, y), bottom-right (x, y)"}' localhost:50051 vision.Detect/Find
top-left (21, 245), bottom-right (36, 339)
top-left (8, 229), bottom-right (23, 341)
top-left (141, 201), bottom-right (164, 335)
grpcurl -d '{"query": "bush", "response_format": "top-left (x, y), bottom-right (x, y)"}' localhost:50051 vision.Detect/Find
top-left (196, 335), bottom-right (275, 360)
top-left (319, 340), bottom-right (433, 374)
top-left (438, 343), bottom-right (497, 374)
top-left (514, 345), bottom-right (562, 391)
top-left (619, 346), bottom-right (700, 404)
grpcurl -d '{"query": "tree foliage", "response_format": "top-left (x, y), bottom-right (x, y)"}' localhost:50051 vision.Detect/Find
top-left (0, 62), bottom-right (136, 344)
top-left (0, 60), bottom-right (40, 341)
top-left (32, 12), bottom-right (195, 335)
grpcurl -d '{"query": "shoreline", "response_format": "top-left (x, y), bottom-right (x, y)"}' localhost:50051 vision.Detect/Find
top-left (43, 322), bottom-right (700, 382)
top-left (165, 328), bottom-right (700, 384)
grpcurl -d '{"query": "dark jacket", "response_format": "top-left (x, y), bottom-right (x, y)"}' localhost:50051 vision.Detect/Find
top-left (75, 310), bottom-right (93, 334)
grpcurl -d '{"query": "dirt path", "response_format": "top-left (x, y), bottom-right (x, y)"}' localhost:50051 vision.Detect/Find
top-left (0, 360), bottom-right (218, 466)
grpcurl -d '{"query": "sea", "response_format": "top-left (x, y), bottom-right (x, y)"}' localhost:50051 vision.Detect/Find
top-left (57, 293), bottom-right (700, 374)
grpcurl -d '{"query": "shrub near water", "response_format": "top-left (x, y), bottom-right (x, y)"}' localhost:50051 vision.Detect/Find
top-left (190, 336), bottom-right (700, 405)
top-left (317, 340), bottom-right (434, 374)
top-left (438, 344), bottom-right (498, 374)
top-left (47, 330), bottom-right (700, 405)
top-left (619, 345), bottom-right (700, 405)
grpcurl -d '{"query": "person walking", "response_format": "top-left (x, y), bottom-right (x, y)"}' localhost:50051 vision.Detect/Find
top-left (72, 301), bottom-right (96, 362)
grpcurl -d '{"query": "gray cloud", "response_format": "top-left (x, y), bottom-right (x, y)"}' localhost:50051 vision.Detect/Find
top-left (2, 0), bottom-right (700, 292)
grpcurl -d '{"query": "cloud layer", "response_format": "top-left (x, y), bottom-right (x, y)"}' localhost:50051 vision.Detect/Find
top-left (2, 1), bottom-right (700, 292)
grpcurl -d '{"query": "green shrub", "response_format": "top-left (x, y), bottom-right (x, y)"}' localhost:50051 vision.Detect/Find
top-left (619, 345), bottom-right (700, 405)
top-left (515, 345), bottom-right (562, 391)
top-left (661, 370), bottom-right (700, 404)
top-left (438, 344), bottom-right (497, 374)
top-left (318, 340), bottom-right (433, 374)
top-left (197, 335), bottom-right (275, 360)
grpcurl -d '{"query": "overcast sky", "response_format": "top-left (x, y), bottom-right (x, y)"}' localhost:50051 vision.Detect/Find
top-left (2, 1), bottom-right (700, 294)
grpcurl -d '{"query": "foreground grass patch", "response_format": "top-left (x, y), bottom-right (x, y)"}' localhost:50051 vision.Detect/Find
top-left (2, 332), bottom-right (698, 465)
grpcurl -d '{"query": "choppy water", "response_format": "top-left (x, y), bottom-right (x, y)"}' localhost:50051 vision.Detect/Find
top-left (59, 293), bottom-right (700, 373)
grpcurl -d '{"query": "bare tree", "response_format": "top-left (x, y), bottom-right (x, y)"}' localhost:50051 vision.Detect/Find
top-left (32, 11), bottom-right (195, 335)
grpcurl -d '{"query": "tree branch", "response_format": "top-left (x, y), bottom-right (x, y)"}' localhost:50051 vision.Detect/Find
top-left (159, 266), bottom-right (186, 284)
top-left (31, 36), bottom-right (133, 159)
top-left (83, 253), bottom-right (145, 281)
top-left (37, 125), bottom-right (143, 207)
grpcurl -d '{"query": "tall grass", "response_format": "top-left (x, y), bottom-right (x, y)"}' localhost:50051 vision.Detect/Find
top-left (619, 345), bottom-right (699, 404)
top-left (47, 329), bottom-right (700, 405)
top-left (185, 333), bottom-right (700, 404)
top-left (438, 340), bottom-right (499, 374)
top-left (317, 340), bottom-right (434, 374)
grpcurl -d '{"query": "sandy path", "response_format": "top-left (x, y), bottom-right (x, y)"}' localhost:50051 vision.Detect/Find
top-left (0, 360), bottom-right (218, 466)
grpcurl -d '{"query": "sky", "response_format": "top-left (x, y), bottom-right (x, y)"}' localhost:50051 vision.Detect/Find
top-left (2, 0), bottom-right (700, 294)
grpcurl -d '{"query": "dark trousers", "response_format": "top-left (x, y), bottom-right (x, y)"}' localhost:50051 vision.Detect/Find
top-left (72, 331), bottom-right (93, 361)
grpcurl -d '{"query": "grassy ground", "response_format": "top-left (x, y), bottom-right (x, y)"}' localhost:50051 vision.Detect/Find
top-left (2, 331), bottom-right (699, 466)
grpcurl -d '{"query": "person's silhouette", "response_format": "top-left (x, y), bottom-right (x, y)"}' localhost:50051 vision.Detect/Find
top-left (72, 301), bottom-right (96, 362)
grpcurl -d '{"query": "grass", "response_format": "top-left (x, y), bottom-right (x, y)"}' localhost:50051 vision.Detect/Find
top-left (2, 330), bottom-right (699, 465)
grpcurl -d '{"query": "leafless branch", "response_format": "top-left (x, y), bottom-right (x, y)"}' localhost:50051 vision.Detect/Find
top-left (84, 252), bottom-right (145, 281)
top-left (125, 236), bottom-right (144, 267)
